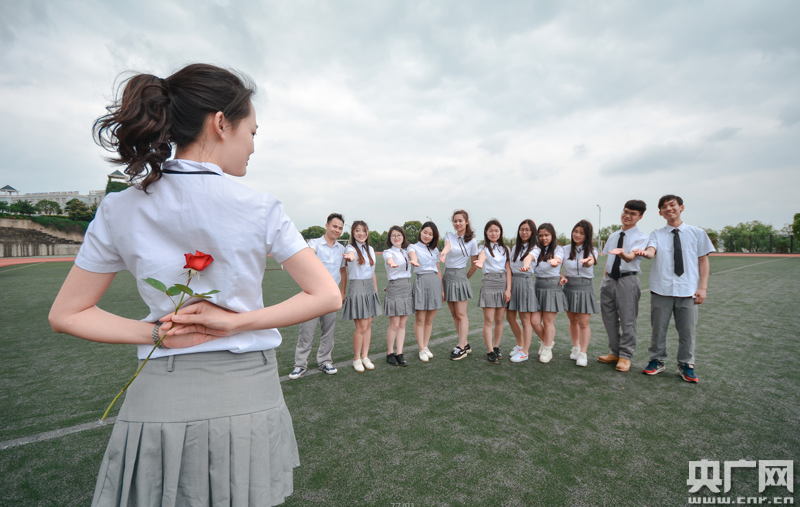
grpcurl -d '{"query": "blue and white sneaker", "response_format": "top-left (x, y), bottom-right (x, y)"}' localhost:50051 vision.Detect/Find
top-left (288, 367), bottom-right (306, 380)
top-left (319, 363), bottom-right (338, 375)
top-left (678, 363), bottom-right (698, 383)
top-left (642, 360), bottom-right (665, 375)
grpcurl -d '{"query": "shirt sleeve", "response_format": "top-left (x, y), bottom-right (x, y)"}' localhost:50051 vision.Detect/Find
top-left (264, 196), bottom-right (309, 264)
top-left (554, 245), bottom-right (565, 260)
top-left (602, 235), bottom-right (612, 255)
top-left (307, 237), bottom-right (318, 251)
top-left (469, 239), bottom-right (479, 256)
top-left (74, 196), bottom-right (126, 273)
top-left (646, 230), bottom-right (659, 251)
top-left (697, 229), bottom-right (716, 256)
top-left (383, 250), bottom-right (396, 264)
top-left (345, 244), bottom-right (356, 256)
top-left (632, 232), bottom-right (649, 251)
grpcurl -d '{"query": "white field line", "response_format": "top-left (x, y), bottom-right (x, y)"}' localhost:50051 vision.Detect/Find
top-left (0, 262), bottom-right (45, 273)
top-left (2, 256), bottom-right (792, 451)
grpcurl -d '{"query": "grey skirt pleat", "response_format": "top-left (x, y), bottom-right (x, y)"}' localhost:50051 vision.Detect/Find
top-left (413, 272), bottom-right (443, 311)
top-left (563, 277), bottom-right (600, 314)
top-left (443, 267), bottom-right (473, 302)
top-left (534, 276), bottom-right (568, 313)
top-left (478, 272), bottom-right (507, 308)
top-left (341, 279), bottom-right (383, 320)
top-left (92, 349), bottom-right (298, 507)
top-left (508, 273), bottom-right (539, 313)
top-left (384, 278), bottom-right (414, 316)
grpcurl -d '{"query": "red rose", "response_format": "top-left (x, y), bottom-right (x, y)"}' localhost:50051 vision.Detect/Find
top-left (184, 251), bottom-right (214, 271)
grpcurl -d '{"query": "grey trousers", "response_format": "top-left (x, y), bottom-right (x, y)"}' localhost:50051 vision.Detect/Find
top-left (648, 292), bottom-right (697, 365)
top-left (599, 275), bottom-right (641, 360)
top-left (294, 310), bottom-right (337, 369)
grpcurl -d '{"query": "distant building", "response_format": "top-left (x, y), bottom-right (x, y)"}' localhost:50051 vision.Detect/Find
top-left (0, 171), bottom-right (123, 210)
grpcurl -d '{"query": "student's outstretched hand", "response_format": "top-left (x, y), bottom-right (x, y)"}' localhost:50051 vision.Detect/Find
top-left (609, 247), bottom-right (625, 256)
top-left (548, 258), bottom-right (561, 267)
top-left (519, 266), bottom-right (530, 272)
top-left (631, 248), bottom-right (647, 257)
top-left (387, 259), bottom-right (399, 268)
top-left (439, 251), bottom-right (447, 263)
top-left (343, 251), bottom-right (356, 262)
top-left (579, 257), bottom-right (594, 267)
top-left (559, 276), bottom-right (568, 286)
top-left (409, 259), bottom-right (420, 267)
top-left (473, 259), bottom-right (484, 269)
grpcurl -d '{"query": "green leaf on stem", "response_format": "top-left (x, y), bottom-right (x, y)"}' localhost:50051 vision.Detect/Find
top-left (196, 290), bottom-right (220, 296)
top-left (166, 286), bottom-right (181, 296)
top-left (174, 284), bottom-right (194, 296)
top-left (144, 278), bottom-right (167, 292)
top-left (194, 295), bottom-right (211, 299)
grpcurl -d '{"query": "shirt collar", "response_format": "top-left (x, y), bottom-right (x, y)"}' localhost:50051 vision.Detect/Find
top-left (163, 159), bottom-right (224, 175)
top-left (665, 223), bottom-right (685, 233)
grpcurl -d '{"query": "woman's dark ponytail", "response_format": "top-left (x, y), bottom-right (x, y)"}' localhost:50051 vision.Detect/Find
top-left (94, 64), bottom-right (255, 192)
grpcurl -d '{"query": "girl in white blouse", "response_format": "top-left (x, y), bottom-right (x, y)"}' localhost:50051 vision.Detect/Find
top-left (473, 219), bottom-right (512, 364)
top-left (507, 219), bottom-right (539, 363)
top-left (342, 220), bottom-right (382, 372)
top-left (438, 210), bottom-right (479, 360)
top-left (407, 221), bottom-right (442, 362)
top-left (521, 222), bottom-right (567, 363)
top-left (383, 225), bottom-right (414, 367)
top-left (560, 220), bottom-right (599, 367)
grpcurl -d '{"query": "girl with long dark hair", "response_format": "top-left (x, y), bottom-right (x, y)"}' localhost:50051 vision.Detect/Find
top-left (49, 63), bottom-right (341, 505)
top-left (506, 219), bottom-right (540, 363)
top-left (407, 221), bottom-right (442, 362)
top-left (383, 225), bottom-right (413, 366)
top-left (561, 220), bottom-right (600, 367)
top-left (438, 210), bottom-right (479, 360)
top-left (473, 219), bottom-right (512, 364)
top-left (342, 220), bottom-right (382, 372)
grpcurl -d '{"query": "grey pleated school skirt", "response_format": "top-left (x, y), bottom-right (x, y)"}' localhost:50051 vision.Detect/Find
top-left (384, 277), bottom-right (414, 316)
top-left (92, 349), bottom-right (298, 507)
top-left (341, 278), bottom-right (383, 320)
top-left (443, 267), bottom-right (473, 302)
top-left (534, 276), bottom-right (568, 313)
top-left (563, 277), bottom-right (600, 314)
top-left (478, 272), bottom-right (507, 308)
top-left (508, 273), bottom-right (539, 313)
top-left (413, 272), bottom-right (443, 311)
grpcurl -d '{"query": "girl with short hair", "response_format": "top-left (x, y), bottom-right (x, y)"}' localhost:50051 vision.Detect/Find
top-left (507, 219), bottom-right (540, 363)
top-left (383, 225), bottom-right (414, 367)
top-left (473, 219), bottom-right (512, 364)
top-left (407, 221), bottom-right (442, 362)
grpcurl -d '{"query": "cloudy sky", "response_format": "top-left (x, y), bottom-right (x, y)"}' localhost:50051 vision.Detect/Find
top-left (2, 0), bottom-right (798, 238)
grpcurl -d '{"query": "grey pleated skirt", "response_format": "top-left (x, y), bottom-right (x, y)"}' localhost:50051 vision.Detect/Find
top-left (92, 349), bottom-right (298, 507)
top-left (508, 273), bottom-right (539, 313)
top-left (384, 277), bottom-right (414, 316)
top-left (563, 277), bottom-right (600, 314)
top-left (534, 276), bottom-right (568, 313)
top-left (478, 272), bottom-right (507, 308)
top-left (413, 272), bottom-right (443, 311)
top-left (341, 278), bottom-right (383, 320)
top-left (443, 267), bottom-right (473, 302)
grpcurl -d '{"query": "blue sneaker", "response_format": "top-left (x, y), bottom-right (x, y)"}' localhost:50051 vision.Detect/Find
top-left (678, 363), bottom-right (699, 383)
top-left (320, 363), bottom-right (338, 375)
top-left (288, 367), bottom-right (306, 380)
top-left (642, 360), bottom-right (665, 375)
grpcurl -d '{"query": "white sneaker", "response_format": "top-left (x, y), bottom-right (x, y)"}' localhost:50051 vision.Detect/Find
top-left (538, 341), bottom-right (544, 355)
top-left (576, 352), bottom-right (588, 367)
top-left (288, 367), bottom-right (306, 380)
top-left (510, 351), bottom-right (529, 363)
top-left (362, 357), bottom-right (375, 370)
top-left (539, 345), bottom-right (553, 363)
top-left (424, 347), bottom-right (433, 358)
top-left (510, 345), bottom-right (522, 357)
top-left (320, 363), bottom-right (338, 375)
top-left (419, 349), bottom-right (429, 362)
top-left (570, 346), bottom-right (581, 360)
top-left (353, 359), bottom-right (365, 372)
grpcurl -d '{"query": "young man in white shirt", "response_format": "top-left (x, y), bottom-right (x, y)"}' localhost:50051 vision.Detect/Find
top-left (597, 200), bottom-right (649, 372)
top-left (289, 213), bottom-right (348, 379)
top-left (633, 195), bottom-right (715, 383)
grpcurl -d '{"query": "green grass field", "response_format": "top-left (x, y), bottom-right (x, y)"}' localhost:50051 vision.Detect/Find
top-left (1, 256), bottom-right (798, 506)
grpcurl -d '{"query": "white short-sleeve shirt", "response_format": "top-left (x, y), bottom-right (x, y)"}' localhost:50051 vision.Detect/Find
top-left (408, 242), bottom-right (440, 275)
top-left (532, 245), bottom-right (565, 278)
top-left (307, 236), bottom-right (346, 285)
top-left (646, 223), bottom-right (715, 297)
top-left (479, 243), bottom-right (509, 274)
top-left (509, 243), bottom-right (535, 273)
top-left (444, 232), bottom-right (479, 269)
top-left (345, 242), bottom-right (377, 280)
top-left (74, 159), bottom-right (308, 359)
top-left (602, 226), bottom-right (649, 275)
top-left (383, 246), bottom-right (412, 280)
top-left (562, 245), bottom-right (599, 279)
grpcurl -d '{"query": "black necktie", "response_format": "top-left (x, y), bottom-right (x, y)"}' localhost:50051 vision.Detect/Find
top-left (672, 229), bottom-right (684, 277)
top-left (610, 232), bottom-right (625, 280)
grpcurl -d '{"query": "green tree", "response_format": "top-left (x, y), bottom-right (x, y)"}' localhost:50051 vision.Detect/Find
top-left (793, 213), bottom-right (800, 239)
top-left (702, 228), bottom-right (720, 251)
top-left (556, 233), bottom-right (569, 246)
top-left (35, 199), bottom-right (62, 216)
top-left (0, 201), bottom-right (9, 213)
top-left (368, 230), bottom-right (383, 251)
top-left (598, 225), bottom-right (622, 243)
top-left (403, 220), bottom-right (422, 244)
top-left (9, 200), bottom-right (37, 216)
top-left (340, 232), bottom-right (350, 241)
top-left (719, 221), bottom-right (777, 252)
top-left (65, 198), bottom-right (94, 221)
top-left (106, 179), bottom-right (129, 194)
top-left (300, 225), bottom-right (326, 240)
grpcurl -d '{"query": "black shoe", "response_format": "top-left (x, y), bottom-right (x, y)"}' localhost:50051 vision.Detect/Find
top-left (396, 353), bottom-right (408, 367)
top-left (464, 343), bottom-right (472, 354)
top-left (493, 347), bottom-right (503, 360)
top-left (450, 346), bottom-right (468, 360)
top-left (487, 351), bottom-right (499, 364)
top-left (387, 353), bottom-right (399, 366)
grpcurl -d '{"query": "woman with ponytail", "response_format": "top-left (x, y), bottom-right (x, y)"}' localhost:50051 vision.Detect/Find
top-left (49, 64), bottom-right (341, 505)
top-left (341, 220), bottom-right (382, 372)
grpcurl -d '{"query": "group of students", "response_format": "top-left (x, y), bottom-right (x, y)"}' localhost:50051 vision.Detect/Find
top-left (290, 194), bottom-right (714, 383)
